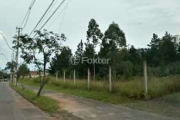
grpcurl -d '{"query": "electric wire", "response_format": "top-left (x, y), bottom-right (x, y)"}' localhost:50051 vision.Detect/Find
top-left (29, 0), bottom-right (56, 36)
top-left (33, 0), bottom-right (66, 38)
top-left (20, 0), bottom-right (37, 29)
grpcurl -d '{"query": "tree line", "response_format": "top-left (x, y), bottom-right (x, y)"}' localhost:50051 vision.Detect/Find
top-left (49, 19), bottom-right (180, 79)
top-left (10, 18), bottom-right (180, 96)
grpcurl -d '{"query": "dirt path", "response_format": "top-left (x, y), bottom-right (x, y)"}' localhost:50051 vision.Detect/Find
top-left (23, 85), bottom-right (179, 120)
top-left (44, 92), bottom-right (178, 120)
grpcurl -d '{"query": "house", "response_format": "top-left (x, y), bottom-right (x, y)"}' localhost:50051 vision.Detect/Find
top-left (172, 35), bottom-right (180, 45)
top-left (29, 71), bottom-right (39, 78)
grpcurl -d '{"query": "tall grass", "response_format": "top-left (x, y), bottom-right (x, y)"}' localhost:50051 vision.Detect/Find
top-left (20, 75), bottom-right (180, 99)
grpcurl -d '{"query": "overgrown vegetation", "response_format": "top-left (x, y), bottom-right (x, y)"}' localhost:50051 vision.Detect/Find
top-left (20, 75), bottom-right (180, 100)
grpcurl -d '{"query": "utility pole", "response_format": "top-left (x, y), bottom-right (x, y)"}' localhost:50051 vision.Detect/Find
top-left (15, 27), bottom-right (22, 86)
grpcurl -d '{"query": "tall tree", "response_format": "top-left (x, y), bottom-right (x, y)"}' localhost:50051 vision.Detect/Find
top-left (75, 40), bottom-right (86, 78)
top-left (146, 33), bottom-right (161, 66)
top-left (75, 40), bottom-right (84, 58)
top-left (16, 29), bottom-right (66, 96)
top-left (159, 32), bottom-right (176, 64)
top-left (86, 18), bottom-right (103, 80)
top-left (99, 22), bottom-right (126, 78)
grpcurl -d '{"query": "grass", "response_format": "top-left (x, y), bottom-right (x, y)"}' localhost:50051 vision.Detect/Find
top-left (123, 93), bottom-right (180, 118)
top-left (18, 76), bottom-right (180, 118)
top-left (9, 83), bottom-right (59, 115)
top-left (20, 75), bottom-right (180, 100)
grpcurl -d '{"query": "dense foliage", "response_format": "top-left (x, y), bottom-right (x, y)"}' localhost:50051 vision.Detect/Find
top-left (49, 19), bottom-right (180, 79)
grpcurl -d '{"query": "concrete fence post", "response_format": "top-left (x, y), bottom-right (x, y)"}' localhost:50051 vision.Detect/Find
top-left (64, 70), bottom-right (66, 83)
top-left (74, 69), bottom-right (76, 85)
top-left (143, 60), bottom-right (148, 95)
top-left (88, 68), bottom-right (90, 89)
top-left (109, 66), bottom-right (112, 92)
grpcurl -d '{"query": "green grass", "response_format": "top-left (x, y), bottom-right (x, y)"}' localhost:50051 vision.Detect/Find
top-left (123, 93), bottom-right (180, 118)
top-left (9, 83), bottom-right (59, 114)
top-left (19, 75), bottom-right (180, 103)
top-left (18, 76), bottom-right (180, 118)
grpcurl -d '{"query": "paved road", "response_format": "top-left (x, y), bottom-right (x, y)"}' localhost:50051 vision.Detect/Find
top-left (0, 82), bottom-right (54, 120)
top-left (24, 85), bottom-right (179, 120)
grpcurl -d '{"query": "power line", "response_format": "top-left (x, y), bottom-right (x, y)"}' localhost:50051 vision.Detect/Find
top-left (58, 1), bottom-right (69, 33)
top-left (0, 53), bottom-right (9, 62)
top-left (19, 0), bottom-right (34, 27)
top-left (40, 0), bottom-right (59, 26)
top-left (0, 32), bottom-right (13, 51)
top-left (20, 0), bottom-right (37, 29)
top-left (47, 0), bottom-right (71, 30)
top-left (29, 0), bottom-right (56, 36)
top-left (33, 0), bottom-right (66, 38)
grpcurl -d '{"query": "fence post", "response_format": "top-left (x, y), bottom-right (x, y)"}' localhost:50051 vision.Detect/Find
top-left (64, 70), bottom-right (66, 83)
top-left (88, 68), bottom-right (90, 89)
top-left (56, 71), bottom-right (58, 81)
top-left (143, 60), bottom-right (148, 95)
top-left (109, 66), bottom-right (112, 92)
top-left (74, 69), bottom-right (76, 85)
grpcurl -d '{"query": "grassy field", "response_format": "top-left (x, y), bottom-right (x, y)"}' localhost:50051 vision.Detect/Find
top-left (20, 75), bottom-right (180, 99)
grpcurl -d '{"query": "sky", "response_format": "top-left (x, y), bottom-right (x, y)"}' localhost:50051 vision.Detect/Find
top-left (0, 0), bottom-right (180, 70)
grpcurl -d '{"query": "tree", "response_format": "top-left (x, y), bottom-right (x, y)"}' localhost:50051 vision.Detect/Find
top-left (17, 29), bottom-right (66, 96)
top-left (146, 33), bottom-right (161, 66)
top-left (6, 61), bottom-right (17, 83)
top-left (75, 40), bottom-right (84, 58)
top-left (159, 32), bottom-right (176, 64)
top-left (129, 45), bottom-right (141, 64)
top-left (86, 19), bottom-right (103, 80)
top-left (17, 63), bottom-right (30, 78)
top-left (6, 61), bottom-right (17, 73)
top-left (99, 22), bottom-right (126, 79)
top-left (104, 22), bottom-right (126, 48)
top-left (49, 46), bottom-right (72, 77)
top-left (75, 40), bottom-right (86, 78)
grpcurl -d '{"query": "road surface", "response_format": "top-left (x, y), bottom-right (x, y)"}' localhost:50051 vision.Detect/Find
top-left (0, 82), bottom-right (54, 120)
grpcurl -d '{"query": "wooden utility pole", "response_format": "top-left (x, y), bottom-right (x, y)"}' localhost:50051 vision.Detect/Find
top-left (109, 66), bottom-right (112, 92)
top-left (15, 27), bottom-right (22, 86)
top-left (143, 61), bottom-right (148, 95)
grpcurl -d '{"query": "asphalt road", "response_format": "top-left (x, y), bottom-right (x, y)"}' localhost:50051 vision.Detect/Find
top-left (0, 82), bottom-right (54, 120)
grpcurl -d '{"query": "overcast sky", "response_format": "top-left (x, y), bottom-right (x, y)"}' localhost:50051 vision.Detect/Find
top-left (0, 0), bottom-right (180, 70)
